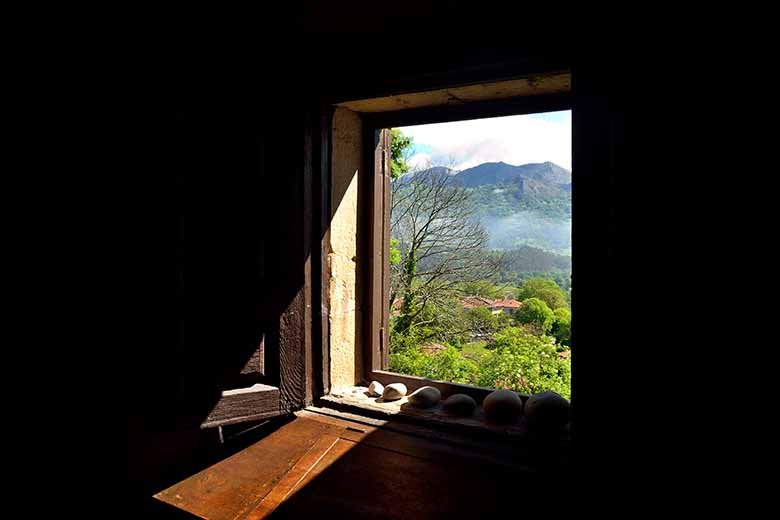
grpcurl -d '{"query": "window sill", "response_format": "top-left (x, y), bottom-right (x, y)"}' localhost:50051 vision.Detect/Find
top-left (319, 385), bottom-right (569, 446)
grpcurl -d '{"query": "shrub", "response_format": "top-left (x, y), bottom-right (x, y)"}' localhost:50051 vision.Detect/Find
top-left (390, 344), bottom-right (480, 385)
top-left (475, 327), bottom-right (570, 399)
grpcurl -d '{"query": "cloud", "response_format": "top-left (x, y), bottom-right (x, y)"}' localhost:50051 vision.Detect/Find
top-left (399, 111), bottom-right (571, 171)
top-left (407, 153), bottom-right (433, 170)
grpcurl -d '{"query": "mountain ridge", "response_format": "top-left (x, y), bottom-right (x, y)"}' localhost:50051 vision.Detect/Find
top-left (394, 161), bottom-right (572, 253)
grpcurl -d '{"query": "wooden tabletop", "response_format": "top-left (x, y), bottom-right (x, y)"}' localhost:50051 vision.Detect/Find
top-left (155, 409), bottom-right (566, 519)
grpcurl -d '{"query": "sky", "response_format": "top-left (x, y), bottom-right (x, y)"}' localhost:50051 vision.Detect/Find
top-left (399, 110), bottom-right (571, 172)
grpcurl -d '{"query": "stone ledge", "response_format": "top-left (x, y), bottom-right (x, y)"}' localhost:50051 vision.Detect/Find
top-left (323, 385), bottom-right (531, 438)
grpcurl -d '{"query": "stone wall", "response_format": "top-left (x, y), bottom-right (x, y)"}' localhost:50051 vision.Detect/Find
top-left (328, 107), bottom-right (362, 388)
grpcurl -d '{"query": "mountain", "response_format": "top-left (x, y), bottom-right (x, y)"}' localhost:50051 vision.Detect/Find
top-left (454, 161), bottom-right (571, 197)
top-left (394, 161), bottom-right (572, 253)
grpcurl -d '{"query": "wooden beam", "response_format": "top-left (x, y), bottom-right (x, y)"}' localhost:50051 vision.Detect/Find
top-left (337, 72), bottom-right (570, 113)
top-left (200, 384), bottom-right (282, 429)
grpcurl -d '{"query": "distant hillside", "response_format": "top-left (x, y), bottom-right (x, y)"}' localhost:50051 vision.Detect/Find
top-left (456, 162), bottom-right (570, 221)
top-left (502, 245), bottom-right (571, 272)
top-left (394, 161), bottom-right (572, 253)
top-left (455, 161), bottom-right (571, 191)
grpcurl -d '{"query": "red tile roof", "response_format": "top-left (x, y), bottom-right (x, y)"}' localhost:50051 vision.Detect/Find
top-left (491, 298), bottom-right (522, 309)
top-left (459, 295), bottom-right (494, 308)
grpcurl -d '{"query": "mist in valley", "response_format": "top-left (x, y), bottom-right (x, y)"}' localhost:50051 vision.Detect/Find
top-left (480, 211), bottom-right (571, 254)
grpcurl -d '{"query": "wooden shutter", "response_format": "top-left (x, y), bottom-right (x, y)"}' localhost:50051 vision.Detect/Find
top-left (365, 128), bottom-right (392, 376)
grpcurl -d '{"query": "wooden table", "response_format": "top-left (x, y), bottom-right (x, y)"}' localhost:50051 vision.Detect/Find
top-left (155, 409), bottom-right (567, 519)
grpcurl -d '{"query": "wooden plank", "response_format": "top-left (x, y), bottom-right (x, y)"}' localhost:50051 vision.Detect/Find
top-left (244, 434), bottom-right (341, 519)
top-left (298, 408), bottom-right (562, 473)
top-left (299, 407), bottom-right (533, 459)
top-left (336, 73), bottom-right (570, 113)
top-left (270, 436), bottom-right (529, 518)
top-left (154, 417), bottom-right (342, 520)
top-left (200, 385), bottom-right (281, 429)
top-left (156, 413), bottom-right (567, 520)
top-left (287, 437), bottom-right (356, 493)
top-left (364, 91), bottom-right (572, 130)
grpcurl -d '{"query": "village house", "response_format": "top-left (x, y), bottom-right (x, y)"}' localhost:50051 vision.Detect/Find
top-left (490, 297), bottom-right (523, 315)
top-left (459, 295), bottom-right (523, 315)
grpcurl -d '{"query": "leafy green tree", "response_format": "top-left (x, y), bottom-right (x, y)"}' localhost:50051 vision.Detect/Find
top-left (514, 297), bottom-right (555, 333)
top-left (550, 307), bottom-right (571, 349)
top-left (390, 128), bottom-right (413, 180)
top-left (475, 327), bottom-right (570, 399)
top-left (517, 277), bottom-right (569, 310)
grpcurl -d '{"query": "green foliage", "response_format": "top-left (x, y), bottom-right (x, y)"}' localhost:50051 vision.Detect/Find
top-left (459, 280), bottom-right (509, 299)
top-left (389, 237), bottom-right (401, 266)
top-left (475, 327), bottom-right (570, 399)
top-left (463, 306), bottom-right (499, 334)
top-left (460, 341), bottom-right (491, 363)
top-left (514, 297), bottom-right (555, 333)
top-left (390, 344), bottom-right (479, 385)
top-left (390, 128), bottom-right (413, 180)
top-left (390, 318), bottom-right (570, 399)
top-left (466, 183), bottom-right (571, 220)
top-left (517, 278), bottom-right (569, 311)
top-left (498, 246), bottom-right (571, 277)
top-left (550, 307), bottom-right (571, 349)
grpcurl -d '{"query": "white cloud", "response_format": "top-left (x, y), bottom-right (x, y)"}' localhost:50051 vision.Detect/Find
top-left (407, 152), bottom-right (432, 171)
top-left (399, 112), bottom-right (571, 171)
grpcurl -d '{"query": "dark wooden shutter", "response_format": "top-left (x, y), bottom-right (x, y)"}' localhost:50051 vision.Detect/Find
top-left (365, 128), bottom-right (392, 376)
top-left (169, 106), bottom-right (326, 429)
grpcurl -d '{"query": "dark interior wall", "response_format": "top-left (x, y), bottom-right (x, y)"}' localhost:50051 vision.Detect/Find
top-left (128, 4), bottom-right (633, 507)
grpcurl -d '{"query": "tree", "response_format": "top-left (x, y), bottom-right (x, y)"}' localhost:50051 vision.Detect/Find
top-left (514, 297), bottom-right (555, 333)
top-left (517, 277), bottom-right (569, 311)
top-left (475, 327), bottom-right (570, 399)
top-left (459, 280), bottom-right (513, 299)
top-left (463, 307), bottom-right (500, 337)
top-left (550, 307), bottom-right (571, 348)
top-left (390, 128), bottom-right (413, 180)
top-left (390, 168), bottom-right (502, 336)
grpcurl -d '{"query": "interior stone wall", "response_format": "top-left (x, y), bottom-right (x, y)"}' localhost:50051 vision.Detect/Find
top-left (328, 107), bottom-right (363, 388)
